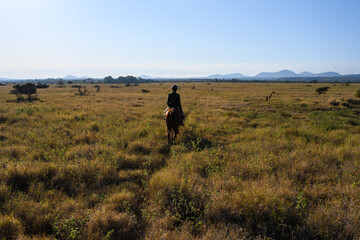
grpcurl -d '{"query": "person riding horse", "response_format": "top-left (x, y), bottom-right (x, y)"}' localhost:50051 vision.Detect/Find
top-left (164, 85), bottom-right (185, 125)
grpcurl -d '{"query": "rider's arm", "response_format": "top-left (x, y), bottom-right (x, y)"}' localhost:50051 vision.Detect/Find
top-left (177, 95), bottom-right (183, 111)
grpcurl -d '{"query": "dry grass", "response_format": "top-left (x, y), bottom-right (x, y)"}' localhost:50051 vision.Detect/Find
top-left (1, 82), bottom-right (360, 239)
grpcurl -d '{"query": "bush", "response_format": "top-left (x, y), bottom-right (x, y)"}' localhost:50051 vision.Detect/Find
top-left (355, 89), bottom-right (360, 98)
top-left (316, 87), bottom-right (330, 94)
top-left (36, 83), bottom-right (49, 88)
top-left (75, 87), bottom-right (89, 96)
top-left (53, 216), bottom-right (87, 240)
top-left (94, 85), bottom-right (101, 92)
top-left (345, 98), bottom-right (360, 105)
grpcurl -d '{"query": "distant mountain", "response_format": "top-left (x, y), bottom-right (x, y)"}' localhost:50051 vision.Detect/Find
top-left (0, 78), bottom-right (10, 81)
top-left (298, 71), bottom-right (315, 77)
top-left (252, 70), bottom-right (342, 79)
top-left (255, 70), bottom-right (297, 78)
top-left (207, 73), bottom-right (249, 79)
top-left (62, 75), bottom-right (80, 80)
top-left (139, 75), bottom-right (155, 79)
top-left (80, 76), bottom-right (91, 79)
top-left (315, 72), bottom-right (341, 77)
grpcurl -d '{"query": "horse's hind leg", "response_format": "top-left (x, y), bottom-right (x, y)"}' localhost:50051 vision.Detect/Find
top-left (173, 132), bottom-right (177, 144)
top-left (167, 131), bottom-right (171, 145)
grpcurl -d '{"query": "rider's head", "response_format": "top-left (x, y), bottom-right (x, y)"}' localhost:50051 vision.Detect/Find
top-left (171, 85), bottom-right (178, 92)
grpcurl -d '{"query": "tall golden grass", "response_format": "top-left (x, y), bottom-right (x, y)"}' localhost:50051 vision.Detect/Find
top-left (0, 82), bottom-right (360, 239)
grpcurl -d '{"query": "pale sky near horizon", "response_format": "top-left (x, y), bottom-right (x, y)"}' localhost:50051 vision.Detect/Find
top-left (1, 0), bottom-right (360, 78)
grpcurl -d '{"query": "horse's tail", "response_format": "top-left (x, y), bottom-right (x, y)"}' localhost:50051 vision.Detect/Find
top-left (165, 108), bottom-right (173, 132)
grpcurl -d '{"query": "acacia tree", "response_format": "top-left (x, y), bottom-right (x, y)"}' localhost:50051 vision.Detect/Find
top-left (10, 83), bottom-right (37, 101)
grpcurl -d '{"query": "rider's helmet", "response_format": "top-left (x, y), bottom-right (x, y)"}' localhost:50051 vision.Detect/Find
top-left (171, 85), bottom-right (178, 91)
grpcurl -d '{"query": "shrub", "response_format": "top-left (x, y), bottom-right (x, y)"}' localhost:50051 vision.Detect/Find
top-left (53, 216), bottom-right (87, 240)
top-left (75, 87), bottom-right (89, 96)
top-left (94, 85), bottom-right (101, 92)
top-left (36, 83), bottom-right (49, 89)
top-left (316, 87), bottom-right (330, 94)
top-left (345, 98), bottom-right (360, 105)
top-left (355, 89), bottom-right (360, 98)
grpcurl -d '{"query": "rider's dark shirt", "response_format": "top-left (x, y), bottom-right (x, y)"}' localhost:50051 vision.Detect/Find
top-left (167, 92), bottom-right (181, 108)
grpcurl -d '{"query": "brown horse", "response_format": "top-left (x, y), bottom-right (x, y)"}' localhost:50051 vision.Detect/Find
top-left (165, 107), bottom-right (182, 145)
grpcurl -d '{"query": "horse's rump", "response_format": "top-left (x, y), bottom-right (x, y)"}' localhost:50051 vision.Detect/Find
top-left (165, 108), bottom-right (181, 134)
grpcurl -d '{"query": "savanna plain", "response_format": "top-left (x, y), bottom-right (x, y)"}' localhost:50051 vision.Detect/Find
top-left (1, 82), bottom-right (360, 239)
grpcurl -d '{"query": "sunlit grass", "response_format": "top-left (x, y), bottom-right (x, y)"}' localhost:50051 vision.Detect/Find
top-left (0, 82), bottom-right (360, 239)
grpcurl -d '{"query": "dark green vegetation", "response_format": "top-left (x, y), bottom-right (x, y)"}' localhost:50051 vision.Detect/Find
top-left (356, 88), bottom-right (360, 98)
top-left (316, 87), bottom-right (330, 94)
top-left (1, 83), bottom-right (360, 239)
top-left (9, 83), bottom-right (37, 101)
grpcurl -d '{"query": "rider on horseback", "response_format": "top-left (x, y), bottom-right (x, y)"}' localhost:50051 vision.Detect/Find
top-left (164, 85), bottom-right (185, 125)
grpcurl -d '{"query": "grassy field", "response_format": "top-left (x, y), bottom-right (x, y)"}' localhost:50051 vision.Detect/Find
top-left (1, 82), bottom-right (360, 239)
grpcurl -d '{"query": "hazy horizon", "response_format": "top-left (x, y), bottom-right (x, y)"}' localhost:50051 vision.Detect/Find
top-left (1, 0), bottom-right (360, 79)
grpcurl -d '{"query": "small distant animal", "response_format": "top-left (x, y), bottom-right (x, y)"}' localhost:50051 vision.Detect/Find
top-left (266, 91), bottom-right (276, 101)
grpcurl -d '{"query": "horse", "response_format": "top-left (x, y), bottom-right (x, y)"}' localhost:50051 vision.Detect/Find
top-left (165, 107), bottom-right (182, 145)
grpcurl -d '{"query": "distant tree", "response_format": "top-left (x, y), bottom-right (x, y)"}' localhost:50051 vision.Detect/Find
top-left (103, 76), bottom-right (114, 83)
top-left (316, 87), bottom-right (330, 94)
top-left (10, 83), bottom-right (37, 101)
top-left (36, 83), bottom-right (49, 89)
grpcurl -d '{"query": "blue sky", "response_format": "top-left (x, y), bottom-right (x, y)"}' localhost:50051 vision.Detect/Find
top-left (1, 0), bottom-right (360, 78)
